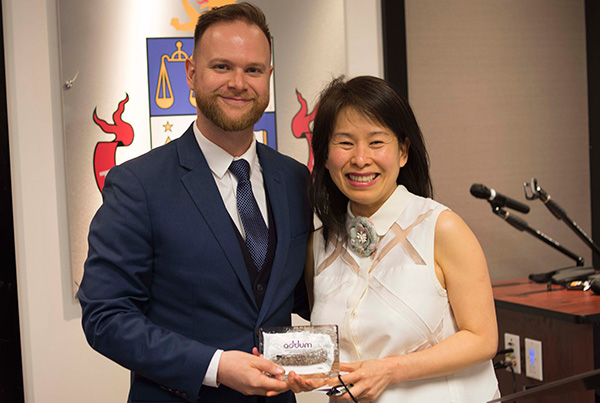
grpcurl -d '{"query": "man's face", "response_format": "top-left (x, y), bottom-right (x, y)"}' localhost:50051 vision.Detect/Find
top-left (185, 20), bottom-right (272, 132)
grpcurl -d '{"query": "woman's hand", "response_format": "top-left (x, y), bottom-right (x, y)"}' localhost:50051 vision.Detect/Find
top-left (287, 371), bottom-right (326, 393)
top-left (329, 360), bottom-right (394, 401)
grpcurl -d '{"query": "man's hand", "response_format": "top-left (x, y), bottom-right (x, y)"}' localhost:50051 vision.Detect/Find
top-left (251, 348), bottom-right (326, 394)
top-left (287, 370), bottom-right (326, 393)
top-left (218, 350), bottom-right (290, 397)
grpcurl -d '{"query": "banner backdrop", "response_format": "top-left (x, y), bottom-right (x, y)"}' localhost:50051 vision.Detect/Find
top-left (58, 0), bottom-right (346, 295)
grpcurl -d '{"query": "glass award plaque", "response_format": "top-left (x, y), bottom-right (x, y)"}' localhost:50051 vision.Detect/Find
top-left (259, 325), bottom-right (339, 380)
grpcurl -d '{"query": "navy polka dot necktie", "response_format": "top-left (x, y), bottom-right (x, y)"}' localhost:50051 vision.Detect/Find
top-left (229, 159), bottom-right (269, 271)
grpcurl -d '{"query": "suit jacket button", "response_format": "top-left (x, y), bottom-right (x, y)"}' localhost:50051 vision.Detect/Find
top-left (256, 283), bottom-right (264, 292)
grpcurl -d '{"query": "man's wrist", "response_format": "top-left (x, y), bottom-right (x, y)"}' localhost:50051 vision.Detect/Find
top-left (202, 349), bottom-right (223, 387)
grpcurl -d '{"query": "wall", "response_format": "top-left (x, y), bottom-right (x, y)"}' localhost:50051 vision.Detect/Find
top-left (3, 0), bottom-right (131, 401)
top-left (3, 0), bottom-right (381, 401)
top-left (406, 0), bottom-right (591, 281)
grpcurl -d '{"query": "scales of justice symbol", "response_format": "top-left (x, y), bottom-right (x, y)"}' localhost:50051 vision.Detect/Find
top-left (155, 40), bottom-right (195, 110)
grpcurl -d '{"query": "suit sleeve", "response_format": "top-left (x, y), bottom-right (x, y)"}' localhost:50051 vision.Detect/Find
top-left (292, 164), bottom-right (313, 321)
top-left (292, 272), bottom-right (310, 321)
top-left (78, 165), bottom-right (214, 402)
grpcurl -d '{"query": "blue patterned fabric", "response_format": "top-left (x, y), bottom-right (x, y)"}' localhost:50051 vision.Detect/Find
top-left (229, 159), bottom-right (269, 271)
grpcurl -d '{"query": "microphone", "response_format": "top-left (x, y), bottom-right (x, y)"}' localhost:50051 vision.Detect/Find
top-left (524, 178), bottom-right (600, 258)
top-left (589, 274), bottom-right (600, 294)
top-left (470, 184), bottom-right (530, 214)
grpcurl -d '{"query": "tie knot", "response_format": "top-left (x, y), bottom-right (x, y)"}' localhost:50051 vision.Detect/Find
top-left (229, 159), bottom-right (250, 182)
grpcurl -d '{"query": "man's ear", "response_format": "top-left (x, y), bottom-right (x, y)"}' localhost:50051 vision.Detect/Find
top-left (185, 57), bottom-right (195, 89)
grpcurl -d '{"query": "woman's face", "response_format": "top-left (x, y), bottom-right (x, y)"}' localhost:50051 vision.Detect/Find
top-left (325, 107), bottom-right (408, 217)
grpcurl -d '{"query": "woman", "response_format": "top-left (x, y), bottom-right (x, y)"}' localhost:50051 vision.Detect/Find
top-left (290, 76), bottom-right (499, 402)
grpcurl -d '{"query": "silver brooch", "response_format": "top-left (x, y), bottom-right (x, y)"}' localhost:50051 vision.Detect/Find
top-left (347, 216), bottom-right (379, 257)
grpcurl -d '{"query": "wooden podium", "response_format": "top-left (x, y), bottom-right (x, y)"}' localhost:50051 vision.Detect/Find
top-left (493, 278), bottom-right (600, 402)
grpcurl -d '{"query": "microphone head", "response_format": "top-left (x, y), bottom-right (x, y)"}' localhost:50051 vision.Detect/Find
top-left (591, 278), bottom-right (600, 295)
top-left (470, 183), bottom-right (490, 199)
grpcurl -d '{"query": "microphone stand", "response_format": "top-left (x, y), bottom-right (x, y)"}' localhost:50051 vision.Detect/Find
top-left (490, 204), bottom-right (588, 283)
top-left (524, 178), bottom-right (600, 258)
top-left (523, 179), bottom-right (600, 283)
top-left (491, 205), bottom-right (584, 266)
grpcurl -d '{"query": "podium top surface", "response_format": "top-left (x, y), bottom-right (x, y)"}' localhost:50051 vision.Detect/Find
top-left (493, 278), bottom-right (600, 323)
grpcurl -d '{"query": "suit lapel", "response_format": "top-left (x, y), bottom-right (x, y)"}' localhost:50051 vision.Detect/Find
top-left (256, 144), bottom-right (291, 323)
top-left (177, 126), bottom-right (257, 309)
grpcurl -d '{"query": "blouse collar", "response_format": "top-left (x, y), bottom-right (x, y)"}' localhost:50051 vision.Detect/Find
top-left (347, 185), bottom-right (411, 236)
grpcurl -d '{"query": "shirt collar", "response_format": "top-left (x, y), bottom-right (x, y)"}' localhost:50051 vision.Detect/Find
top-left (193, 122), bottom-right (258, 178)
top-left (347, 185), bottom-right (411, 236)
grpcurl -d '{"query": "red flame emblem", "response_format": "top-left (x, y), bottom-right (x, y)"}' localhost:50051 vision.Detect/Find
top-left (92, 94), bottom-right (134, 191)
top-left (291, 90), bottom-right (318, 171)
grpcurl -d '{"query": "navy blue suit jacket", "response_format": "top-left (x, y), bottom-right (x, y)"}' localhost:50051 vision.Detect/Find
top-left (79, 125), bottom-right (312, 402)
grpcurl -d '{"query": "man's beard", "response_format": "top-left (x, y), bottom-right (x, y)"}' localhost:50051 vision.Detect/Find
top-left (196, 91), bottom-right (268, 132)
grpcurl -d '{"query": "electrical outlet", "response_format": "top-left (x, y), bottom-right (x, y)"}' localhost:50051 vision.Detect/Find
top-left (504, 333), bottom-right (521, 374)
top-left (525, 338), bottom-right (543, 381)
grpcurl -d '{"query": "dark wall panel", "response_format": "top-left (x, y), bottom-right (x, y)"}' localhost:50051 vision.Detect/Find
top-left (586, 0), bottom-right (600, 269)
top-left (381, 0), bottom-right (408, 101)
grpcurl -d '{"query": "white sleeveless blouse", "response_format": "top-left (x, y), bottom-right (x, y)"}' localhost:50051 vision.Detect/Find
top-left (311, 186), bottom-right (499, 402)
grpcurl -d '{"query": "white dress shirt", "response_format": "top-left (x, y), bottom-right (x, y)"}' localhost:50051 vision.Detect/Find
top-left (192, 123), bottom-right (268, 388)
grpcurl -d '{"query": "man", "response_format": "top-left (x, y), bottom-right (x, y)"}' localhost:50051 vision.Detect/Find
top-left (78, 3), bottom-right (312, 402)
